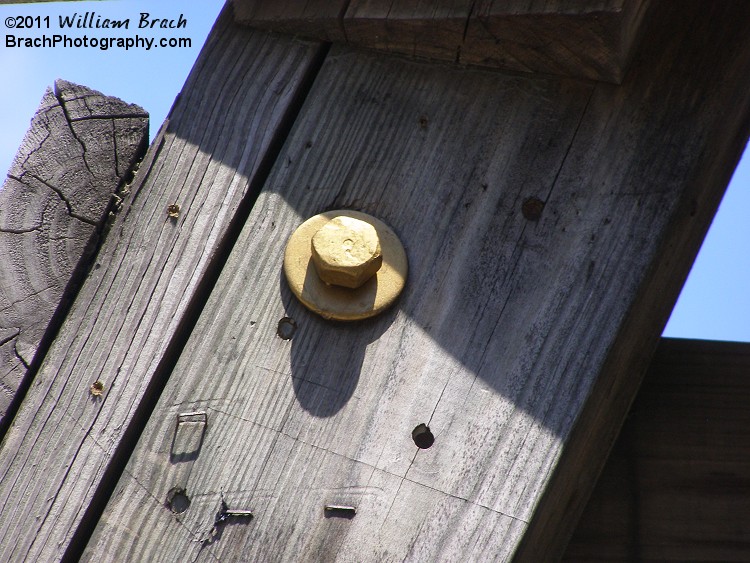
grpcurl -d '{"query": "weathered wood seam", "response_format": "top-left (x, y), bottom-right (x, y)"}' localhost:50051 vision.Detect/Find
top-left (0, 88), bottom-right (148, 440)
top-left (62, 42), bottom-right (332, 561)
top-left (512, 3), bottom-right (750, 558)
top-left (338, 0), bottom-right (353, 42)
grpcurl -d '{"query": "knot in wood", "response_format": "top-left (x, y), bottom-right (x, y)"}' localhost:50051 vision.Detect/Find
top-left (311, 215), bottom-right (383, 289)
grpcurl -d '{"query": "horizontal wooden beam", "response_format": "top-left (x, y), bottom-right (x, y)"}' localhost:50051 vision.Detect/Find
top-left (233, 0), bottom-right (650, 83)
top-left (566, 338), bottom-right (750, 560)
top-left (0, 81), bottom-right (147, 422)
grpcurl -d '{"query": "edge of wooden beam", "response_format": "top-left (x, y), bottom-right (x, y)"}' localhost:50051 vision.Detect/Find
top-left (232, 0), bottom-right (650, 83)
top-left (0, 81), bottom-right (147, 425)
top-left (513, 2), bottom-right (750, 559)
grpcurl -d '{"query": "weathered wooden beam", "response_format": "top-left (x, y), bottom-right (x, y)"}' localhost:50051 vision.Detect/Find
top-left (0, 8), bottom-right (325, 561)
top-left (232, 0), bottom-right (347, 42)
top-left (233, 0), bottom-right (649, 83)
top-left (0, 81), bottom-right (147, 422)
top-left (80, 2), bottom-right (750, 562)
top-left (565, 338), bottom-right (750, 561)
top-left (464, 0), bottom-right (648, 83)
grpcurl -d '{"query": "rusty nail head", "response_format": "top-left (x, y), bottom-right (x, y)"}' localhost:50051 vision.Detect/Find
top-left (90, 380), bottom-right (104, 396)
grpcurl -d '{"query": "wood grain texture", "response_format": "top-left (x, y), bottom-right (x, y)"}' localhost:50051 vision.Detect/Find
top-left (84, 2), bottom-right (750, 561)
top-left (0, 8), bottom-right (322, 562)
top-left (565, 338), bottom-right (750, 561)
top-left (233, 0), bottom-right (649, 83)
top-left (464, 0), bottom-right (649, 83)
top-left (513, 2), bottom-right (750, 558)
top-left (232, 0), bottom-right (347, 42)
top-left (85, 45), bottom-right (592, 562)
top-left (0, 80), bottom-right (147, 421)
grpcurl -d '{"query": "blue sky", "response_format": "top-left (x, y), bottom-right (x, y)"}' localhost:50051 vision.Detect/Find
top-left (1, 0), bottom-right (748, 342)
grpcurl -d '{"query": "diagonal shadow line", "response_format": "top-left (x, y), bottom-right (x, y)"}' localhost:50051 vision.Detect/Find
top-left (60, 22), bottom-right (332, 563)
top-left (57, 1), bottom-right (741, 557)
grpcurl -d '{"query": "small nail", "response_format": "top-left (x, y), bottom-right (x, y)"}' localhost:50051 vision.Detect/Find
top-left (324, 504), bottom-right (356, 517)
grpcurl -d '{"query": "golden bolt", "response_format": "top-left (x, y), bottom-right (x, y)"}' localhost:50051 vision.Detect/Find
top-left (284, 210), bottom-right (407, 321)
top-left (310, 216), bottom-right (383, 289)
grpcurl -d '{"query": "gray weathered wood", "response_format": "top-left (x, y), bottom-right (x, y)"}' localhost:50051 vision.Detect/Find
top-left (565, 338), bottom-right (750, 561)
top-left (0, 8), bottom-right (322, 561)
top-left (85, 46), bottom-right (593, 563)
top-left (233, 0), bottom-right (649, 83)
top-left (232, 0), bottom-right (347, 42)
top-left (0, 80), bottom-right (147, 421)
top-left (83, 2), bottom-right (750, 561)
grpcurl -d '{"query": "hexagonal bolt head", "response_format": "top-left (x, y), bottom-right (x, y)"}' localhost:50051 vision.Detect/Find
top-left (311, 216), bottom-right (383, 289)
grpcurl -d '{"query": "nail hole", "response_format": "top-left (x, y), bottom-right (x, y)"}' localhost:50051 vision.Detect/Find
top-left (521, 197), bottom-right (545, 221)
top-left (166, 487), bottom-right (191, 514)
top-left (412, 423), bottom-right (434, 449)
top-left (277, 317), bottom-right (297, 340)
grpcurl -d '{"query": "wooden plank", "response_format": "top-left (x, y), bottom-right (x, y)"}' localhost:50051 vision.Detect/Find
top-left (233, 0), bottom-right (649, 83)
top-left (0, 8), bottom-right (324, 562)
top-left (464, 0), bottom-right (649, 83)
top-left (565, 338), bottom-right (750, 561)
top-left (232, 0), bottom-right (347, 42)
top-left (84, 2), bottom-right (750, 561)
top-left (0, 81), bottom-right (147, 422)
top-left (342, 0), bottom-right (474, 63)
top-left (84, 45), bottom-right (593, 562)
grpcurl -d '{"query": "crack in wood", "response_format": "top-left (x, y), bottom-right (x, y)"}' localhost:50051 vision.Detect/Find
top-left (69, 113), bottom-right (150, 122)
top-left (8, 172), bottom-right (98, 226)
top-left (0, 225), bottom-right (42, 234)
top-left (0, 329), bottom-right (20, 348)
top-left (54, 82), bottom-right (92, 178)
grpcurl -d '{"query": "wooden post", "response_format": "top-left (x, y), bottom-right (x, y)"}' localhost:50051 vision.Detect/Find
top-left (0, 80), bottom-right (147, 422)
top-left (0, 8), bottom-right (325, 561)
top-left (1, 2), bottom-right (749, 562)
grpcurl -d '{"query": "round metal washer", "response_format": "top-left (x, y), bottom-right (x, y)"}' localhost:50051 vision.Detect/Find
top-left (283, 210), bottom-right (408, 321)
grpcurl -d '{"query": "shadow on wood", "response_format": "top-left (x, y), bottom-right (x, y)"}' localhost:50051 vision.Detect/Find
top-left (565, 338), bottom-right (750, 561)
top-left (281, 271), bottom-right (396, 417)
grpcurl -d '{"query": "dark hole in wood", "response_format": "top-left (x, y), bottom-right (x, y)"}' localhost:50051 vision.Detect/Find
top-left (166, 487), bottom-right (190, 514)
top-left (522, 196), bottom-right (545, 221)
top-left (277, 317), bottom-right (297, 340)
top-left (412, 423), bottom-right (434, 449)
